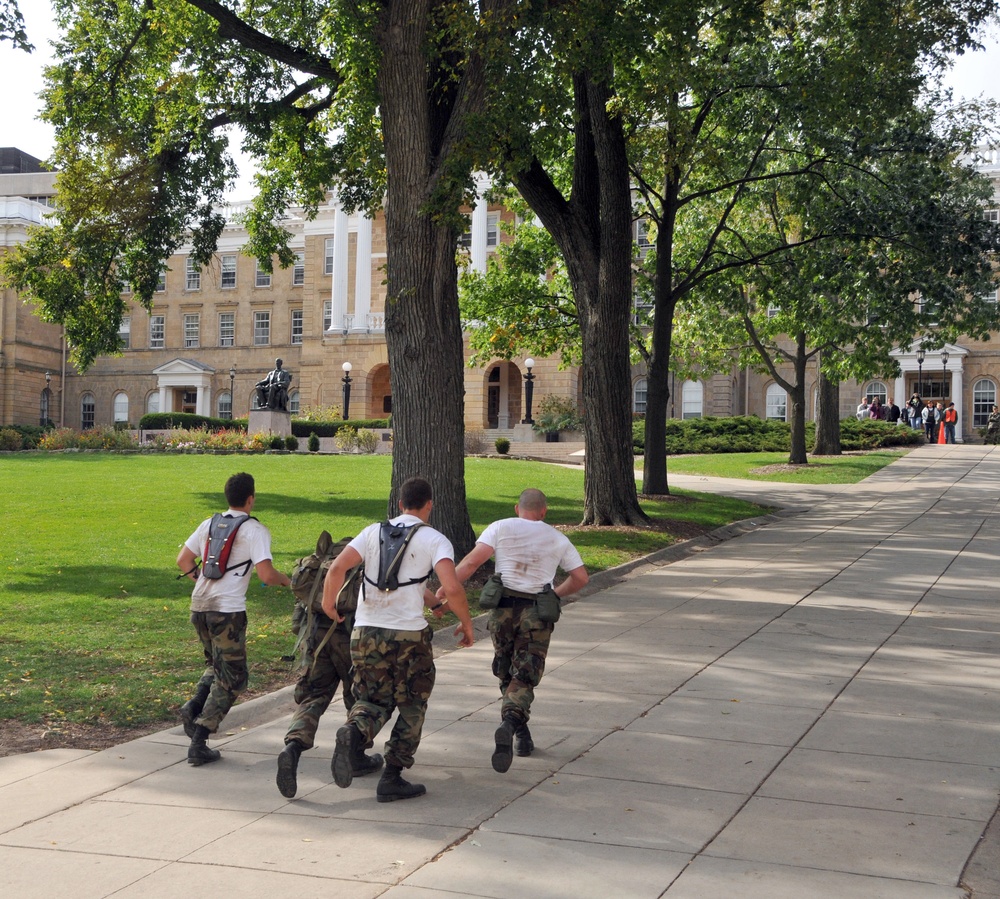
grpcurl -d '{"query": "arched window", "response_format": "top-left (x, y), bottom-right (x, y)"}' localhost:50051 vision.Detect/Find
top-left (681, 380), bottom-right (703, 419)
top-left (113, 393), bottom-right (129, 424)
top-left (251, 390), bottom-right (263, 411)
top-left (146, 392), bottom-right (160, 414)
top-left (81, 393), bottom-right (96, 430)
top-left (864, 381), bottom-right (887, 405)
top-left (218, 391), bottom-right (233, 420)
top-left (766, 384), bottom-right (787, 421)
top-left (973, 378), bottom-right (996, 428)
top-left (39, 387), bottom-right (51, 426)
top-left (633, 378), bottom-right (647, 415)
top-left (288, 390), bottom-right (300, 416)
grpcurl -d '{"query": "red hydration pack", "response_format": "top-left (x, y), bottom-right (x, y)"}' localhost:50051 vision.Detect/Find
top-left (201, 513), bottom-right (255, 579)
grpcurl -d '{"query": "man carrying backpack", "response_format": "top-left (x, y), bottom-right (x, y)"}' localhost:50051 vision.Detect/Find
top-left (276, 537), bottom-right (383, 798)
top-left (444, 488), bottom-right (588, 774)
top-left (176, 472), bottom-right (291, 766)
top-left (322, 477), bottom-right (473, 802)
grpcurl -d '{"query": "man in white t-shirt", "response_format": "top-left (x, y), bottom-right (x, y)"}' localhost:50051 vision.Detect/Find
top-left (448, 488), bottom-right (588, 774)
top-left (176, 472), bottom-right (291, 766)
top-left (322, 477), bottom-right (473, 802)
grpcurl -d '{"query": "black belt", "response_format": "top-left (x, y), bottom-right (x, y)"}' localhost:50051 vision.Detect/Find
top-left (498, 588), bottom-right (540, 608)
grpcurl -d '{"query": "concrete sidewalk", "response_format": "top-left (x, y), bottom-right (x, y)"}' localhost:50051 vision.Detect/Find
top-left (3, 444), bottom-right (999, 898)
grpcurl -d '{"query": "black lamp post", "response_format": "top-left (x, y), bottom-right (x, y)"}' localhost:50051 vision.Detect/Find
top-left (342, 362), bottom-right (353, 420)
top-left (522, 358), bottom-right (536, 424)
top-left (229, 365), bottom-right (236, 419)
top-left (941, 349), bottom-right (949, 399)
top-left (916, 347), bottom-right (925, 396)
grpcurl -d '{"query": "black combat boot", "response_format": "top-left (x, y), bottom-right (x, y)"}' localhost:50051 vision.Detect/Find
top-left (492, 715), bottom-right (517, 773)
top-left (187, 725), bottom-right (221, 766)
top-left (376, 763), bottom-right (426, 802)
top-left (179, 683), bottom-right (211, 739)
top-left (276, 739), bottom-right (305, 798)
top-left (514, 722), bottom-right (534, 757)
top-left (351, 744), bottom-right (384, 777)
top-left (332, 723), bottom-right (360, 788)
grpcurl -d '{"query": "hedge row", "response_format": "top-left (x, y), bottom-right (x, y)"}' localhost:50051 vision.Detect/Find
top-left (632, 416), bottom-right (925, 454)
top-left (137, 411), bottom-right (390, 437)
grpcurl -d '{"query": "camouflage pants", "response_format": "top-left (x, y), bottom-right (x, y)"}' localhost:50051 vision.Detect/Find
top-left (284, 623), bottom-right (355, 750)
top-left (489, 602), bottom-right (553, 726)
top-left (190, 610), bottom-right (248, 733)
top-left (347, 626), bottom-right (435, 770)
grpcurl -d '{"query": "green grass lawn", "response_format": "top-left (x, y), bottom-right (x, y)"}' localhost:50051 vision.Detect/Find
top-left (0, 453), bottom-right (770, 731)
top-left (656, 449), bottom-right (909, 483)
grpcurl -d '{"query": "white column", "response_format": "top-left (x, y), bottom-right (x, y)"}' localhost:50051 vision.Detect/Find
top-left (159, 385), bottom-right (170, 412)
top-left (196, 385), bottom-right (207, 417)
top-left (893, 375), bottom-right (905, 408)
top-left (331, 203), bottom-right (350, 332)
top-left (498, 367), bottom-right (510, 428)
top-left (354, 212), bottom-right (372, 331)
top-left (954, 361), bottom-right (965, 442)
top-left (471, 192), bottom-right (488, 273)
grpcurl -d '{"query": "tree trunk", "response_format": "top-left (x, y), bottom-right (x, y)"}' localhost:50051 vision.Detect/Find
top-left (788, 332), bottom-right (809, 464)
top-left (813, 369), bottom-right (842, 455)
top-left (513, 72), bottom-right (650, 526)
top-left (377, 1), bottom-right (476, 556)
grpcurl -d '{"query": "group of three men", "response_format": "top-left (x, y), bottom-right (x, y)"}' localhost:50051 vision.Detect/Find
top-left (175, 472), bottom-right (588, 802)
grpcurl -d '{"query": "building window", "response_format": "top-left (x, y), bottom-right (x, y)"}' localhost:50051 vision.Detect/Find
top-left (146, 392), bottom-right (160, 414)
top-left (221, 254), bottom-right (237, 289)
top-left (864, 381), bottom-right (887, 405)
top-left (325, 237), bottom-right (335, 275)
top-left (219, 312), bottom-right (235, 347)
top-left (292, 252), bottom-right (305, 286)
top-left (632, 291), bottom-right (653, 327)
top-left (40, 387), bottom-right (51, 426)
top-left (323, 300), bottom-right (333, 332)
top-left (291, 309), bottom-right (303, 345)
top-left (113, 392), bottom-right (129, 424)
top-left (255, 260), bottom-right (272, 288)
top-left (766, 304), bottom-right (780, 319)
top-left (633, 378), bottom-right (647, 415)
top-left (185, 258), bottom-right (201, 291)
top-left (184, 313), bottom-right (200, 348)
top-left (218, 391), bottom-right (233, 420)
top-left (983, 286), bottom-right (998, 305)
top-left (973, 378), bottom-right (996, 428)
top-left (81, 393), bottom-right (95, 430)
top-left (288, 390), bottom-right (300, 416)
top-left (766, 384), bottom-right (787, 421)
top-left (459, 211), bottom-right (500, 249)
top-left (634, 217), bottom-right (653, 258)
top-left (118, 316), bottom-right (131, 350)
top-left (155, 269), bottom-right (167, 292)
top-left (253, 310), bottom-right (271, 346)
top-left (682, 380), bottom-right (704, 419)
top-left (149, 314), bottom-right (165, 349)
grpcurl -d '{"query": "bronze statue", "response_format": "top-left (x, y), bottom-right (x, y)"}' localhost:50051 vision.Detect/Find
top-left (255, 358), bottom-right (293, 412)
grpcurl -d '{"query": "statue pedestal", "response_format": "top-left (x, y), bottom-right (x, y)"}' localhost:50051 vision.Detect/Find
top-left (248, 409), bottom-right (292, 437)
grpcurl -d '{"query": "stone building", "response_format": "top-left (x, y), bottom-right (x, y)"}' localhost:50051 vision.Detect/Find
top-left (2, 148), bottom-right (998, 442)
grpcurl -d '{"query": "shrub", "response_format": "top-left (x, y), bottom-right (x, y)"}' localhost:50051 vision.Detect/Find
top-left (335, 425), bottom-right (358, 453)
top-left (631, 415), bottom-right (925, 455)
top-left (355, 429), bottom-right (379, 454)
top-left (148, 427), bottom-right (259, 452)
top-left (0, 428), bottom-right (23, 451)
top-left (308, 431), bottom-right (320, 452)
top-left (297, 403), bottom-right (343, 423)
top-left (533, 395), bottom-right (583, 434)
top-left (291, 418), bottom-right (389, 438)
top-left (284, 435), bottom-right (300, 452)
top-left (269, 435), bottom-right (285, 450)
top-left (140, 412), bottom-right (247, 432)
top-left (495, 437), bottom-right (511, 455)
top-left (464, 428), bottom-right (487, 454)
